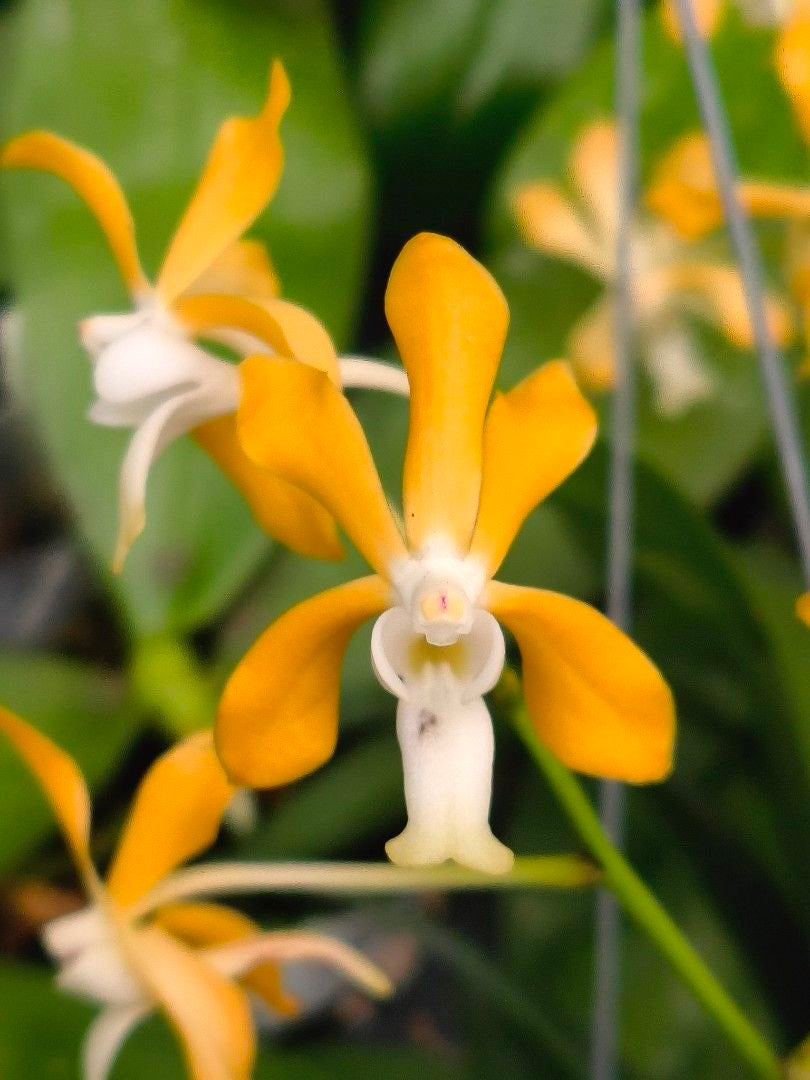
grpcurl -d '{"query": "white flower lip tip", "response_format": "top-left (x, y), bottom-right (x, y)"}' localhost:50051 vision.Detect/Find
top-left (385, 829), bottom-right (514, 876)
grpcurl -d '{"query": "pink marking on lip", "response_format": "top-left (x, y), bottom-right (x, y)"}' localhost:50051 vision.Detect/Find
top-left (439, 593), bottom-right (448, 612)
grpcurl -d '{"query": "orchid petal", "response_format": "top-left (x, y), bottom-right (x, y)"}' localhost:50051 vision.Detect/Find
top-left (83, 1003), bottom-right (150, 1080)
top-left (660, 0), bottom-right (726, 41)
top-left (566, 296), bottom-right (617, 391)
top-left (181, 238), bottom-right (280, 300)
top-left (202, 929), bottom-right (392, 1001)
top-left (645, 133), bottom-right (722, 240)
top-left (153, 902), bottom-right (297, 1017)
top-left (106, 732), bottom-right (234, 909)
top-left (112, 373), bottom-right (237, 572)
top-left (469, 361), bottom-right (597, 577)
top-left (777, 7), bottom-right (810, 145)
top-left (568, 122), bottom-right (619, 240)
top-left (489, 582), bottom-right (675, 782)
top-left (156, 60), bottom-right (290, 303)
top-left (0, 131), bottom-right (148, 294)
top-left (236, 355), bottom-right (406, 576)
top-left (666, 262), bottom-right (794, 348)
top-left (514, 183), bottom-right (608, 276)
top-left (0, 706), bottom-right (97, 892)
top-left (193, 413), bottom-right (343, 560)
top-left (128, 925), bottom-right (254, 1080)
top-left (796, 591), bottom-right (810, 625)
top-left (216, 575), bottom-right (390, 788)
top-left (384, 233), bottom-right (509, 553)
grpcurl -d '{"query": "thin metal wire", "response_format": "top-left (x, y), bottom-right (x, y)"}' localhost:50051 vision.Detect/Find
top-left (675, 0), bottom-right (810, 587)
top-left (591, 0), bottom-right (641, 1076)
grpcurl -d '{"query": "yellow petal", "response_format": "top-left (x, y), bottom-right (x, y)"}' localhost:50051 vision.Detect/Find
top-left (645, 133), bottom-right (722, 240)
top-left (567, 297), bottom-right (617, 391)
top-left (156, 60), bottom-right (290, 303)
top-left (384, 233), bottom-right (509, 553)
top-left (181, 239), bottom-right (280, 300)
top-left (660, 0), bottom-right (726, 42)
top-left (568, 122), bottom-right (618, 238)
top-left (236, 355), bottom-right (405, 576)
top-left (489, 583), bottom-right (675, 782)
top-left (514, 183), bottom-right (607, 274)
top-left (796, 591), bottom-right (810, 625)
top-left (0, 131), bottom-right (147, 294)
top-left (470, 362), bottom-right (597, 576)
top-left (153, 902), bottom-right (298, 1017)
top-left (666, 262), bottom-right (794, 347)
top-left (216, 575), bottom-right (390, 788)
top-left (106, 731), bottom-right (234, 909)
top-left (193, 414), bottom-right (343, 560)
top-left (128, 925), bottom-right (254, 1080)
top-left (777, 8), bottom-right (810, 145)
top-left (175, 293), bottom-right (294, 359)
top-left (0, 706), bottom-right (98, 891)
top-left (176, 292), bottom-right (340, 384)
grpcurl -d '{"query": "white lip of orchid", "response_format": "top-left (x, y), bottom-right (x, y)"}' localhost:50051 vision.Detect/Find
top-left (384, 660), bottom-right (514, 875)
top-left (42, 904), bottom-right (146, 1008)
top-left (389, 542), bottom-right (487, 648)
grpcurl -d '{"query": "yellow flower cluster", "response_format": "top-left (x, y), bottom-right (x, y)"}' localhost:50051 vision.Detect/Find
top-left (0, 60), bottom-right (676, 1078)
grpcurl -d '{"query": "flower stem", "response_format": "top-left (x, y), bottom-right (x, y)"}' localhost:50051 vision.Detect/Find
top-left (510, 701), bottom-right (782, 1079)
top-left (134, 854), bottom-right (599, 919)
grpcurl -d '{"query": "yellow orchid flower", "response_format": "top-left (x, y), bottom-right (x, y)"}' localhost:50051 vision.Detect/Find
top-left (214, 232), bottom-right (676, 876)
top-left (514, 122), bottom-right (793, 416)
top-left (647, 129), bottom-right (810, 367)
top-left (0, 708), bottom-right (391, 1080)
top-left (0, 60), bottom-right (406, 572)
top-left (796, 590), bottom-right (810, 622)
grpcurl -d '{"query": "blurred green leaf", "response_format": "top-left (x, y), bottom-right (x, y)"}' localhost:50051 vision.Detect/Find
top-left (489, 10), bottom-right (806, 505)
top-left (0, 652), bottom-right (133, 872)
top-left (0, 0), bottom-right (372, 636)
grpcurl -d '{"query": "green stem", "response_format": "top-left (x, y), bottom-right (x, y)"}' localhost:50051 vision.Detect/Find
top-left (511, 701), bottom-right (782, 1079)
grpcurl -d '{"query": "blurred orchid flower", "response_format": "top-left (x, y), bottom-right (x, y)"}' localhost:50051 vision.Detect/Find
top-left (0, 61), bottom-right (407, 571)
top-left (647, 130), bottom-right (810, 368)
top-left (215, 232), bottom-right (675, 875)
top-left (514, 122), bottom-right (793, 416)
top-left (0, 708), bottom-right (392, 1080)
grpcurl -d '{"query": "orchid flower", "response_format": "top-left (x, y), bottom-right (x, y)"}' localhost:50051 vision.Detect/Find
top-left (214, 232), bottom-right (676, 875)
top-left (0, 60), bottom-right (407, 571)
top-left (647, 130), bottom-right (810, 368)
top-left (514, 122), bottom-right (792, 416)
top-left (0, 708), bottom-right (391, 1080)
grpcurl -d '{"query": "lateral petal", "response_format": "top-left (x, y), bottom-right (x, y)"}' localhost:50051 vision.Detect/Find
top-left (514, 183), bottom-right (608, 275)
top-left (0, 131), bottom-right (147, 294)
top-left (0, 706), bottom-right (97, 890)
top-left (568, 122), bottom-right (619, 240)
top-left (128, 925), bottom-right (254, 1080)
top-left (666, 262), bottom-right (794, 348)
top-left (470, 362), bottom-right (597, 576)
top-left (216, 575), bottom-right (390, 788)
top-left (384, 233), bottom-right (509, 553)
top-left (83, 1003), bottom-right (150, 1080)
top-left (156, 60), bottom-right (290, 303)
top-left (237, 355), bottom-right (405, 576)
top-left (181, 238), bottom-right (280, 300)
top-left (193, 414), bottom-right (343, 560)
top-left (489, 583), bottom-right (675, 782)
top-left (153, 902), bottom-right (297, 1017)
top-left (645, 133), bottom-right (722, 240)
top-left (106, 731), bottom-right (234, 909)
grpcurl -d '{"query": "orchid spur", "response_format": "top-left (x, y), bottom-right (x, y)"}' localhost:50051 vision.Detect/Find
top-left (215, 232), bottom-right (676, 875)
top-left (0, 59), bottom-right (406, 571)
top-left (514, 122), bottom-right (792, 415)
top-left (0, 708), bottom-right (391, 1080)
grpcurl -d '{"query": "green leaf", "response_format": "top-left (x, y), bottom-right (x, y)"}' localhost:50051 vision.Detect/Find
top-left (489, 10), bottom-right (806, 505)
top-left (0, 0), bottom-right (372, 636)
top-left (0, 652), bottom-right (134, 872)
